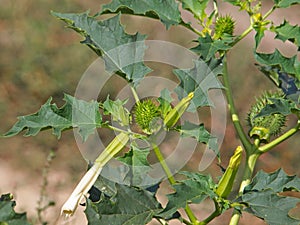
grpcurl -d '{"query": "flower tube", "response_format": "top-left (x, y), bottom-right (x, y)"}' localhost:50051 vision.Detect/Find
top-left (61, 132), bottom-right (129, 217)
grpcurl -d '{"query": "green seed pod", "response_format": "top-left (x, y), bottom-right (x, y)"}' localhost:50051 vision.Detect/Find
top-left (247, 91), bottom-right (286, 142)
top-left (134, 99), bottom-right (160, 134)
top-left (214, 15), bottom-right (235, 39)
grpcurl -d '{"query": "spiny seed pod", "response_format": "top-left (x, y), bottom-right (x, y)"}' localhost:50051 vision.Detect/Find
top-left (214, 15), bottom-right (235, 39)
top-left (247, 91), bottom-right (286, 142)
top-left (134, 99), bottom-right (160, 134)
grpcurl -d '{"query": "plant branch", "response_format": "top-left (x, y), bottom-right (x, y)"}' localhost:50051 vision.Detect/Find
top-left (229, 150), bottom-right (261, 225)
top-left (231, 25), bottom-right (253, 46)
top-left (151, 143), bottom-right (199, 224)
top-left (262, 5), bottom-right (276, 20)
top-left (180, 21), bottom-right (203, 36)
top-left (182, 218), bottom-right (193, 225)
top-left (231, 4), bottom-right (276, 47)
top-left (258, 120), bottom-right (300, 153)
top-left (222, 56), bottom-right (252, 152)
top-left (105, 124), bottom-right (146, 139)
top-left (152, 142), bottom-right (176, 184)
top-left (130, 84), bottom-right (140, 104)
top-left (199, 199), bottom-right (221, 225)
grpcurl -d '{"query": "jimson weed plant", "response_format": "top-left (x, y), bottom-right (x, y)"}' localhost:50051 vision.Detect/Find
top-left (1, 0), bottom-right (300, 224)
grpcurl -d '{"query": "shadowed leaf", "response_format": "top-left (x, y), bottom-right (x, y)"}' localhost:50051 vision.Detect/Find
top-left (0, 193), bottom-right (32, 225)
top-left (85, 184), bottom-right (162, 225)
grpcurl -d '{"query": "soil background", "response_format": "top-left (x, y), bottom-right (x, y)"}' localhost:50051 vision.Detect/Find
top-left (0, 0), bottom-right (299, 224)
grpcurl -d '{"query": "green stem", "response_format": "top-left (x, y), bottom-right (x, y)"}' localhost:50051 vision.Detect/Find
top-left (229, 150), bottom-right (261, 225)
top-left (239, 151), bottom-right (260, 193)
top-left (180, 21), bottom-right (203, 36)
top-left (130, 85), bottom-right (140, 104)
top-left (231, 5), bottom-right (276, 47)
top-left (182, 218), bottom-right (193, 225)
top-left (199, 200), bottom-right (221, 225)
top-left (222, 56), bottom-right (252, 152)
top-left (231, 25), bottom-right (253, 46)
top-left (259, 120), bottom-right (300, 153)
top-left (262, 5), bottom-right (276, 20)
top-left (106, 124), bottom-right (146, 139)
top-left (151, 143), bottom-right (199, 224)
top-left (152, 143), bottom-right (176, 184)
top-left (185, 204), bottom-right (200, 225)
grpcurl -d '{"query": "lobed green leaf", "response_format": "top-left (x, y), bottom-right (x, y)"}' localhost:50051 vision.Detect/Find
top-left (159, 172), bottom-right (216, 219)
top-left (52, 12), bottom-right (151, 86)
top-left (179, 121), bottom-right (218, 156)
top-left (191, 35), bottom-right (234, 61)
top-left (117, 144), bottom-right (159, 187)
top-left (181, 0), bottom-right (209, 20)
top-left (242, 189), bottom-right (300, 225)
top-left (158, 88), bottom-right (173, 118)
top-left (103, 97), bottom-right (130, 127)
top-left (255, 49), bottom-right (300, 78)
top-left (4, 94), bottom-right (102, 141)
top-left (240, 169), bottom-right (300, 225)
top-left (245, 169), bottom-right (300, 193)
top-left (254, 25), bottom-right (267, 49)
top-left (174, 59), bottom-right (224, 111)
top-left (254, 97), bottom-right (300, 118)
top-left (0, 193), bottom-right (32, 225)
top-left (273, 20), bottom-right (300, 49)
top-left (85, 183), bottom-right (162, 225)
top-left (273, 0), bottom-right (300, 8)
top-left (101, 0), bottom-right (181, 29)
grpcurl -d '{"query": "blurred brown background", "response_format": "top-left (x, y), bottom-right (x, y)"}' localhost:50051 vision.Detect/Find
top-left (0, 0), bottom-right (299, 224)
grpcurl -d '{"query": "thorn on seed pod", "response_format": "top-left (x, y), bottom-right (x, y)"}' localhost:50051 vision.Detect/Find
top-left (214, 15), bottom-right (235, 39)
top-left (134, 99), bottom-right (161, 135)
top-left (247, 91), bottom-right (287, 142)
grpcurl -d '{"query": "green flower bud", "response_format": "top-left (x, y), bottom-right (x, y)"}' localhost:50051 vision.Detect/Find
top-left (164, 92), bottom-right (194, 128)
top-left (214, 15), bottom-right (235, 39)
top-left (247, 91), bottom-right (286, 142)
top-left (215, 146), bottom-right (243, 198)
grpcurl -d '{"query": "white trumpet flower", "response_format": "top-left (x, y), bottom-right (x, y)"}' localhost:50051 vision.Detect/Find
top-left (61, 132), bottom-right (130, 217)
top-left (61, 164), bottom-right (102, 217)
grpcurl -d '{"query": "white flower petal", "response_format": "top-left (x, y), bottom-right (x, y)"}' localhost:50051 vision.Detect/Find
top-left (61, 164), bottom-right (102, 217)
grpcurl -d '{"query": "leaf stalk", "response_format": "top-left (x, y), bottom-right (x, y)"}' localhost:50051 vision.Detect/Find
top-left (258, 120), bottom-right (300, 153)
top-left (151, 142), bottom-right (200, 224)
